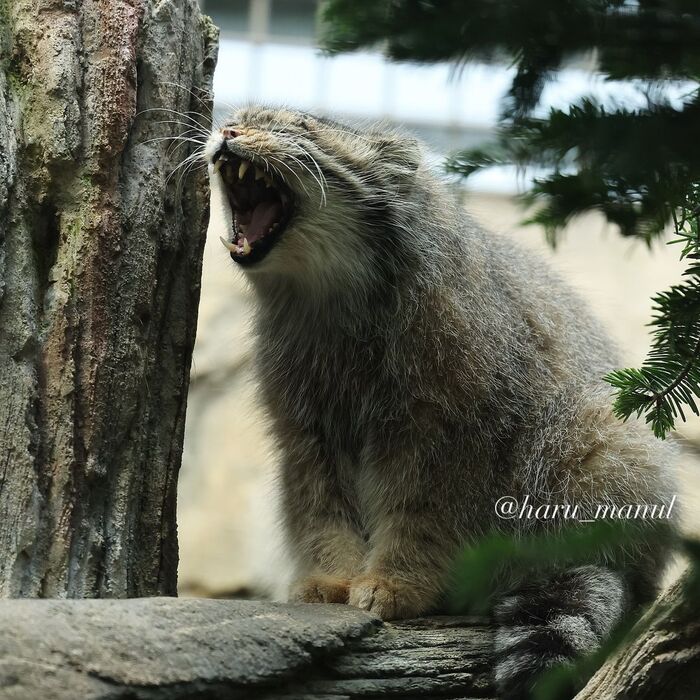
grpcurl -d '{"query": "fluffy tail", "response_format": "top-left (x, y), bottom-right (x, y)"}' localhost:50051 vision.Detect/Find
top-left (494, 565), bottom-right (628, 699)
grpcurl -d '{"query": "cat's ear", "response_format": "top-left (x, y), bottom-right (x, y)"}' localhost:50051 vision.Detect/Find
top-left (372, 131), bottom-right (422, 180)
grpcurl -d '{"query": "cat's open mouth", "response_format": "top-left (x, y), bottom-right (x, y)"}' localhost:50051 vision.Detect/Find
top-left (213, 151), bottom-right (294, 266)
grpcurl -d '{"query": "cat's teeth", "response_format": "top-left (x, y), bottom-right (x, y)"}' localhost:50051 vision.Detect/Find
top-left (255, 167), bottom-right (264, 181)
top-left (219, 236), bottom-right (237, 253)
top-left (212, 159), bottom-right (223, 173)
top-left (238, 160), bottom-right (250, 179)
top-left (243, 238), bottom-right (251, 254)
top-left (264, 175), bottom-right (273, 187)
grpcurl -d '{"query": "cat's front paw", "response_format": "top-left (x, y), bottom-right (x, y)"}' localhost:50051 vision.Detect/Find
top-left (348, 574), bottom-right (430, 620)
top-left (290, 574), bottom-right (350, 604)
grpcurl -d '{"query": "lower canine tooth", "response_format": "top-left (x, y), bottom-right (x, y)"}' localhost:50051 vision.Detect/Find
top-left (238, 160), bottom-right (250, 179)
top-left (219, 236), bottom-right (237, 253)
top-left (243, 238), bottom-right (251, 254)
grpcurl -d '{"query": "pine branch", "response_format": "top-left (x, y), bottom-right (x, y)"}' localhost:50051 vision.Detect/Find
top-left (604, 195), bottom-right (700, 438)
top-left (654, 336), bottom-right (700, 405)
top-left (448, 95), bottom-right (700, 241)
top-left (320, 0), bottom-right (700, 114)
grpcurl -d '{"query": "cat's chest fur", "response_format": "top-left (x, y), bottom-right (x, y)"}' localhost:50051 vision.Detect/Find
top-left (255, 311), bottom-right (400, 459)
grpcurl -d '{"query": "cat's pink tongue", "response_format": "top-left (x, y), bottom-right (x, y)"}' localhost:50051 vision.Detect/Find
top-left (246, 200), bottom-right (283, 243)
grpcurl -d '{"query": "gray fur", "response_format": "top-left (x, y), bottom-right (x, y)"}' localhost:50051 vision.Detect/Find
top-left (494, 566), bottom-right (628, 696)
top-left (206, 106), bottom-right (676, 697)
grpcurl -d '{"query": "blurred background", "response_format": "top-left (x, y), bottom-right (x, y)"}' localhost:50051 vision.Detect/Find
top-left (178, 0), bottom-right (700, 598)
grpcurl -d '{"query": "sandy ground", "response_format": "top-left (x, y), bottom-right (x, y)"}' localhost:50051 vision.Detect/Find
top-left (177, 192), bottom-right (700, 598)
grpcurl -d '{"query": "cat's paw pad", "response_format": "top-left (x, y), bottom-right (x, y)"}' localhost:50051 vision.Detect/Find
top-left (290, 574), bottom-right (350, 604)
top-left (348, 574), bottom-right (427, 620)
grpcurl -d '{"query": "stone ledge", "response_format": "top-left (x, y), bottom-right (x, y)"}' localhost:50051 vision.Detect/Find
top-left (0, 598), bottom-right (494, 699)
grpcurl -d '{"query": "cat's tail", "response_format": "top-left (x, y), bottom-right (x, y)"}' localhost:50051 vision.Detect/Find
top-left (493, 565), bottom-right (628, 699)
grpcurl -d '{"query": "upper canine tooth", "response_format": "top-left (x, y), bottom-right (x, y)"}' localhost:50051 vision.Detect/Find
top-left (243, 238), bottom-right (251, 254)
top-left (213, 159), bottom-right (223, 173)
top-left (255, 167), bottom-right (264, 181)
top-left (264, 174), bottom-right (273, 187)
top-left (238, 160), bottom-right (250, 180)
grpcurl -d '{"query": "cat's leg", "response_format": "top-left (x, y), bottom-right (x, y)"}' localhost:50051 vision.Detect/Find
top-left (348, 436), bottom-right (469, 620)
top-left (280, 435), bottom-right (367, 604)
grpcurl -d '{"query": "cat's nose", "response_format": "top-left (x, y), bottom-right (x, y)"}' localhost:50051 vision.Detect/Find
top-left (221, 128), bottom-right (240, 139)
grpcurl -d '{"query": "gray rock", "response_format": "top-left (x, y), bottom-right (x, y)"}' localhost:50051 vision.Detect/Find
top-left (0, 599), bottom-right (494, 699)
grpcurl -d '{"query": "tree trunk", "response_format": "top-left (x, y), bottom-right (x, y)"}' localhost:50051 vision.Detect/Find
top-left (576, 570), bottom-right (700, 700)
top-left (0, 0), bottom-right (217, 597)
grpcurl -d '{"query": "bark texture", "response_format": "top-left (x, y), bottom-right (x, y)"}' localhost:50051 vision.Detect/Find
top-left (0, 0), bottom-right (217, 597)
top-left (576, 571), bottom-right (700, 700)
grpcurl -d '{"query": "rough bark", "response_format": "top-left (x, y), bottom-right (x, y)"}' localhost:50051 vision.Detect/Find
top-left (278, 615), bottom-right (494, 699)
top-left (0, 0), bottom-right (218, 597)
top-left (576, 571), bottom-right (700, 700)
top-left (0, 600), bottom-right (494, 699)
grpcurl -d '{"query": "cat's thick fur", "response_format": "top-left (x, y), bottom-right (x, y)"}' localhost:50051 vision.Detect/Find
top-left (206, 106), bottom-right (675, 697)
